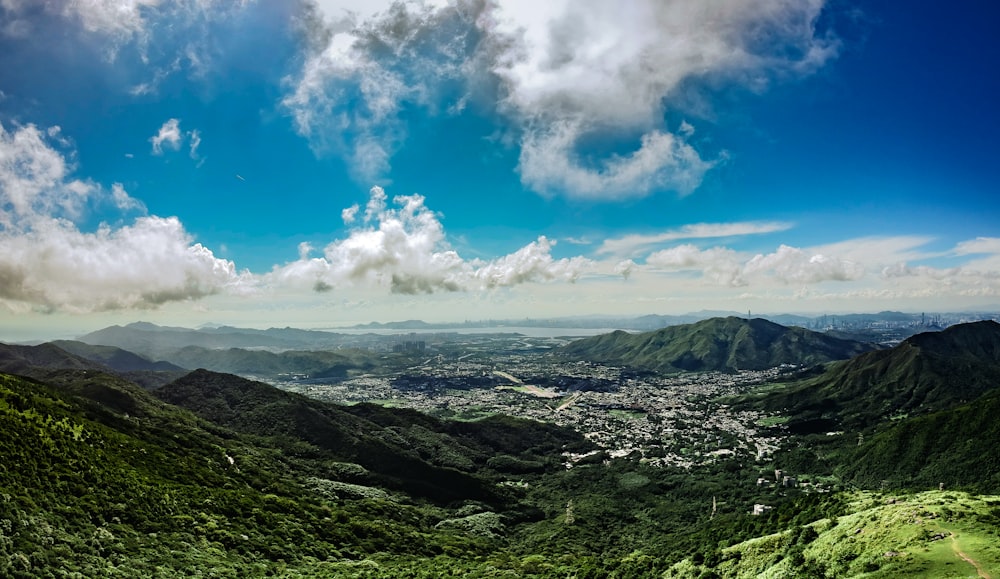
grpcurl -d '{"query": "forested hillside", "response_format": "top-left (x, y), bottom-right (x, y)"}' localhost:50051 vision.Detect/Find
top-left (559, 317), bottom-right (872, 374)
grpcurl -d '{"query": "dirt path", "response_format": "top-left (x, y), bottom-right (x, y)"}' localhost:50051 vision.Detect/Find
top-left (555, 391), bottom-right (582, 412)
top-left (950, 532), bottom-right (991, 579)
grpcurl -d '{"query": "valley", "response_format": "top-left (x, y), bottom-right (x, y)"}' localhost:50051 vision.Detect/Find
top-left (277, 343), bottom-right (795, 471)
top-left (2, 316), bottom-right (1000, 577)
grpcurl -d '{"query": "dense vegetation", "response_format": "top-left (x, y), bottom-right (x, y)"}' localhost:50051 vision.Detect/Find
top-left (739, 320), bottom-right (1000, 430)
top-left (559, 317), bottom-right (873, 374)
top-left (3, 320), bottom-right (1000, 576)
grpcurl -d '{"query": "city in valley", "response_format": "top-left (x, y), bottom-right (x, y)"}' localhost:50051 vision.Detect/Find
top-left (272, 333), bottom-right (804, 474)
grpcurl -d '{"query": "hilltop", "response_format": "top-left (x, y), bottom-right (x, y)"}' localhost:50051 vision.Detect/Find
top-left (558, 316), bottom-right (873, 374)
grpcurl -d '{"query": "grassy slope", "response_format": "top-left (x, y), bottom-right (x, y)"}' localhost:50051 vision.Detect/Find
top-left (667, 490), bottom-right (1000, 578)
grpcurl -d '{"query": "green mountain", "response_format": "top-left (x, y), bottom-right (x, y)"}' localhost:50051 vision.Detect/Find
top-left (0, 341), bottom-right (104, 375)
top-left (161, 345), bottom-right (374, 379)
top-left (78, 322), bottom-right (353, 359)
top-left (558, 316), bottom-right (872, 374)
top-left (0, 365), bottom-right (599, 576)
top-left (1, 340), bottom-right (185, 389)
top-left (749, 320), bottom-right (1000, 430)
top-left (153, 369), bottom-right (588, 504)
top-left (6, 321), bottom-right (1000, 576)
top-left (50, 340), bottom-right (186, 373)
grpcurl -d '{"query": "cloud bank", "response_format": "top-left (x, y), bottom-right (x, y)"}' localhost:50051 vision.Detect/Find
top-left (269, 186), bottom-right (591, 294)
top-left (0, 121), bottom-right (245, 312)
top-left (288, 0), bottom-right (837, 197)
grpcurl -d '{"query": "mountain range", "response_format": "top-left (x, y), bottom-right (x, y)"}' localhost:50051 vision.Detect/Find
top-left (2, 318), bottom-right (1000, 575)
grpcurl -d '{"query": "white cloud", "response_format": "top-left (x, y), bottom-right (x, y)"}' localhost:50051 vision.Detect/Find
top-left (742, 244), bottom-right (865, 284)
top-left (189, 129), bottom-right (202, 159)
top-left (640, 241), bottom-right (865, 287)
top-left (268, 186), bottom-right (592, 294)
top-left (284, 1), bottom-right (478, 182)
top-left (110, 182), bottom-right (146, 213)
top-left (631, 234), bottom-right (1000, 302)
top-left (287, 0), bottom-right (837, 198)
top-left (150, 118), bottom-right (183, 155)
top-left (647, 244), bottom-right (744, 285)
top-left (518, 124), bottom-right (713, 198)
top-left (341, 203), bottom-right (360, 224)
top-left (149, 119), bottom-right (204, 162)
top-left (0, 120), bottom-right (247, 312)
top-left (954, 237), bottom-right (1000, 256)
top-left (614, 259), bottom-right (635, 280)
top-left (806, 235), bottom-right (936, 266)
top-left (598, 221), bottom-right (792, 257)
top-left (0, 217), bottom-right (248, 312)
top-left (470, 236), bottom-right (590, 288)
top-left (0, 122), bottom-right (94, 227)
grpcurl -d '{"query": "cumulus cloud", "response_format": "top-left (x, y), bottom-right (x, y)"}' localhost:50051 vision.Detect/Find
top-left (881, 262), bottom-right (959, 281)
top-left (518, 124), bottom-right (712, 198)
top-left (268, 186), bottom-right (592, 294)
top-left (284, 1), bottom-right (482, 182)
top-left (0, 121), bottom-right (245, 312)
top-left (288, 0), bottom-right (836, 197)
top-left (742, 244), bottom-right (865, 284)
top-left (641, 241), bottom-right (865, 287)
top-left (635, 234), bottom-right (1000, 302)
top-left (0, 217), bottom-right (247, 312)
top-left (0, 122), bottom-right (93, 227)
top-left (647, 244), bottom-right (744, 285)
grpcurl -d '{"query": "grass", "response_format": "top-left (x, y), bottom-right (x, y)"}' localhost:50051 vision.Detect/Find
top-left (756, 415), bottom-right (790, 427)
top-left (667, 490), bottom-right (1000, 578)
top-left (608, 409), bottom-right (647, 420)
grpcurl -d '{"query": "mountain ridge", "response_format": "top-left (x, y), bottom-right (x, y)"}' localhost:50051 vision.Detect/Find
top-left (748, 320), bottom-right (1000, 429)
top-left (558, 316), bottom-right (874, 374)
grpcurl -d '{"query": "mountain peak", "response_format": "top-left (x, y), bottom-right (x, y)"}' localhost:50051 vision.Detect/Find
top-left (560, 316), bottom-right (871, 374)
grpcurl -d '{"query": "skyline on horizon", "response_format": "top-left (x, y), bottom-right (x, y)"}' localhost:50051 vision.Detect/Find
top-left (1, 0), bottom-right (999, 341)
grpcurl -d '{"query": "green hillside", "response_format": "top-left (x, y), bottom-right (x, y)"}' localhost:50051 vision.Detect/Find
top-left (559, 316), bottom-right (872, 374)
top-left (746, 320), bottom-right (1000, 429)
top-left (50, 340), bottom-right (185, 373)
top-left (2, 366), bottom-right (654, 577)
top-left (723, 320), bottom-right (1000, 497)
top-left (668, 490), bottom-right (1000, 578)
top-left (0, 342), bottom-right (104, 376)
top-left (838, 388), bottom-right (1000, 491)
top-left (0, 370), bottom-right (508, 576)
top-left (5, 322), bottom-right (1000, 576)
top-left (161, 345), bottom-right (377, 379)
top-left (154, 369), bottom-right (588, 503)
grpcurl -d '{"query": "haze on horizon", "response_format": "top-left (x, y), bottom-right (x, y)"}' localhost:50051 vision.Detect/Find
top-left (1, 0), bottom-right (998, 341)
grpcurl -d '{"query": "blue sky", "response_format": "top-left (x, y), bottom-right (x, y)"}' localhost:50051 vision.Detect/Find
top-left (0, 0), bottom-right (998, 339)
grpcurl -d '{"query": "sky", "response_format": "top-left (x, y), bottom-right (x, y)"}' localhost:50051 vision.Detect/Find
top-left (1, 0), bottom-right (998, 340)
